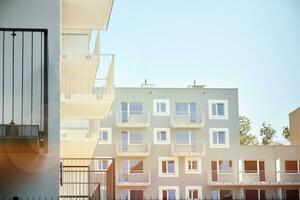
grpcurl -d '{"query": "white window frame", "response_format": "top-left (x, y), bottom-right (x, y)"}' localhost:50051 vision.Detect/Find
top-left (159, 186), bottom-right (179, 200)
top-left (153, 99), bottom-right (170, 116)
top-left (185, 157), bottom-right (202, 174)
top-left (158, 157), bottom-right (179, 177)
top-left (209, 128), bottom-right (229, 148)
top-left (154, 128), bottom-right (170, 144)
top-left (208, 100), bottom-right (228, 120)
top-left (98, 128), bottom-right (112, 144)
top-left (185, 186), bottom-right (202, 200)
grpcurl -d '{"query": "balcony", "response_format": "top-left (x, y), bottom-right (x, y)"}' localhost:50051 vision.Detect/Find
top-left (61, 54), bottom-right (114, 119)
top-left (117, 170), bottom-right (151, 186)
top-left (277, 171), bottom-right (300, 186)
top-left (116, 112), bottom-right (150, 128)
top-left (116, 142), bottom-right (150, 157)
top-left (62, 0), bottom-right (114, 30)
top-left (170, 112), bottom-right (205, 128)
top-left (0, 28), bottom-right (48, 153)
top-left (207, 171), bottom-right (239, 186)
top-left (171, 141), bottom-right (206, 156)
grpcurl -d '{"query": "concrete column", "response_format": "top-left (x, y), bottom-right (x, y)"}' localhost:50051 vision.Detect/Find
top-left (276, 159), bottom-right (281, 183)
top-left (238, 159), bottom-right (243, 182)
top-left (277, 187), bottom-right (283, 199)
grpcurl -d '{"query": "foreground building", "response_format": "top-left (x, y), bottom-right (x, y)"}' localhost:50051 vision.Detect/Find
top-left (96, 85), bottom-right (300, 200)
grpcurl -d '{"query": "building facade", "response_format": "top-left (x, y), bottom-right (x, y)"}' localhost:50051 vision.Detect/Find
top-left (95, 86), bottom-right (300, 200)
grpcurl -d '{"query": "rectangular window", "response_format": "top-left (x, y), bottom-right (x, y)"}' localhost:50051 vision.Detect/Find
top-left (160, 188), bottom-right (178, 200)
top-left (98, 160), bottom-right (110, 171)
top-left (245, 190), bottom-right (259, 200)
top-left (130, 190), bottom-right (143, 200)
top-left (209, 128), bottom-right (229, 148)
top-left (185, 157), bottom-right (201, 174)
top-left (129, 102), bottom-right (143, 115)
top-left (129, 132), bottom-right (143, 144)
top-left (153, 99), bottom-right (170, 116)
top-left (159, 157), bottom-right (178, 177)
top-left (211, 190), bottom-right (219, 200)
top-left (130, 160), bottom-right (143, 173)
top-left (154, 128), bottom-right (170, 144)
top-left (244, 161), bottom-right (258, 173)
top-left (98, 128), bottom-right (112, 144)
top-left (220, 190), bottom-right (233, 200)
top-left (209, 100), bottom-right (228, 119)
top-left (219, 160), bottom-right (233, 173)
top-left (189, 161), bottom-right (198, 170)
top-left (285, 160), bottom-right (299, 173)
top-left (175, 103), bottom-right (196, 116)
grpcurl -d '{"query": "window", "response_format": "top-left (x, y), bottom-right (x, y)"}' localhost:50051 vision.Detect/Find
top-left (211, 190), bottom-right (233, 200)
top-left (244, 161), bottom-right (258, 173)
top-left (154, 128), bottom-right (170, 144)
top-left (129, 131), bottom-right (143, 144)
top-left (285, 160), bottom-right (299, 173)
top-left (209, 128), bottom-right (229, 148)
top-left (209, 100), bottom-right (228, 119)
top-left (185, 157), bottom-right (201, 174)
top-left (159, 186), bottom-right (179, 200)
top-left (185, 186), bottom-right (202, 200)
top-left (98, 128), bottom-right (112, 144)
top-left (219, 160), bottom-right (233, 173)
top-left (175, 103), bottom-right (196, 116)
top-left (153, 99), bottom-right (170, 116)
top-left (159, 157), bottom-right (179, 177)
top-left (95, 158), bottom-right (112, 172)
top-left (129, 102), bottom-right (143, 115)
top-left (129, 160), bottom-right (143, 173)
top-left (130, 190), bottom-right (144, 200)
top-left (176, 131), bottom-right (190, 144)
top-left (220, 190), bottom-right (233, 200)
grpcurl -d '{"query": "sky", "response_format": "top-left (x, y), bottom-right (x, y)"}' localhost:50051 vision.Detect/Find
top-left (101, 0), bottom-right (300, 141)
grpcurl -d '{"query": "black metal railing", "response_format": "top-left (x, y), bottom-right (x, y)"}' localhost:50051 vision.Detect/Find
top-left (0, 28), bottom-right (48, 153)
top-left (60, 158), bottom-right (115, 200)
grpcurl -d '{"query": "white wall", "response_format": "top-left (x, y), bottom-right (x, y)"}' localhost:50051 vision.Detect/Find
top-left (0, 0), bottom-right (60, 197)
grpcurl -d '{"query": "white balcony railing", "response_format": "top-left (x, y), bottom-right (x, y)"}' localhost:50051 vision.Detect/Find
top-left (170, 112), bottom-right (205, 128)
top-left (116, 142), bottom-right (150, 157)
top-left (117, 170), bottom-right (151, 186)
top-left (171, 141), bottom-right (206, 156)
top-left (116, 112), bottom-right (150, 127)
top-left (207, 171), bottom-right (238, 185)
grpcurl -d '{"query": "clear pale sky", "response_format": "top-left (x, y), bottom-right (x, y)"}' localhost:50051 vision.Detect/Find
top-left (101, 0), bottom-right (300, 141)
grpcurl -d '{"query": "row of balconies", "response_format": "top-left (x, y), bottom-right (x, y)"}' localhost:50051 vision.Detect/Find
top-left (115, 170), bottom-right (300, 187)
top-left (115, 141), bottom-right (206, 157)
top-left (208, 171), bottom-right (300, 186)
top-left (116, 112), bottom-right (205, 128)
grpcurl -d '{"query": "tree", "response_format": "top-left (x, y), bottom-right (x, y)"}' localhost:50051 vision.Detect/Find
top-left (260, 122), bottom-right (276, 145)
top-left (282, 126), bottom-right (290, 141)
top-left (239, 116), bottom-right (258, 145)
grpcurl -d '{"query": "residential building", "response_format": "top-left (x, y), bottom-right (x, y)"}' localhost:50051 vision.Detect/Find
top-left (96, 85), bottom-right (300, 200)
top-left (0, 0), bottom-right (115, 198)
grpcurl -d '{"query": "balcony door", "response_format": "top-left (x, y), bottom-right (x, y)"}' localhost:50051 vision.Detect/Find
top-left (121, 102), bottom-right (128, 122)
top-left (121, 132), bottom-right (129, 152)
top-left (211, 161), bottom-right (218, 182)
top-left (190, 132), bottom-right (197, 152)
top-left (259, 161), bottom-right (265, 182)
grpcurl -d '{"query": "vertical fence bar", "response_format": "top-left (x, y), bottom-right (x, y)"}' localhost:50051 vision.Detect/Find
top-left (31, 31), bottom-right (34, 135)
top-left (43, 30), bottom-right (48, 153)
top-left (21, 31), bottom-right (24, 125)
top-left (40, 32), bottom-right (43, 131)
top-left (2, 31), bottom-right (5, 125)
top-left (11, 31), bottom-right (16, 124)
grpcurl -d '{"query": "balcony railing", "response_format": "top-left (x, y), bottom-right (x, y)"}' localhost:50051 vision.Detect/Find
top-left (207, 170), bottom-right (300, 186)
top-left (116, 142), bottom-right (150, 157)
top-left (0, 28), bottom-right (49, 153)
top-left (116, 112), bottom-right (150, 127)
top-left (171, 141), bottom-right (206, 156)
top-left (117, 170), bottom-right (151, 186)
top-left (60, 158), bottom-right (115, 200)
top-left (170, 112), bottom-right (205, 128)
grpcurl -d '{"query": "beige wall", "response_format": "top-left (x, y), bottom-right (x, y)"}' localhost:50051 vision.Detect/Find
top-left (290, 107), bottom-right (300, 145)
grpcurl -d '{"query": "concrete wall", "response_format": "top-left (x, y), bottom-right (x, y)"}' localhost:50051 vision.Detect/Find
top-left (290, 107), bottom-right (300, 145)
top-left (0, 0), bottom-right (60, 197)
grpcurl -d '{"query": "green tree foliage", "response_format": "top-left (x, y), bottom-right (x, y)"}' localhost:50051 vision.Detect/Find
top-left (282, 126), bottom-right (290, 141)
top-left (239, 116), bottom-right (258, 145)
top-left (260, 122), bottom-right (276, 145)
